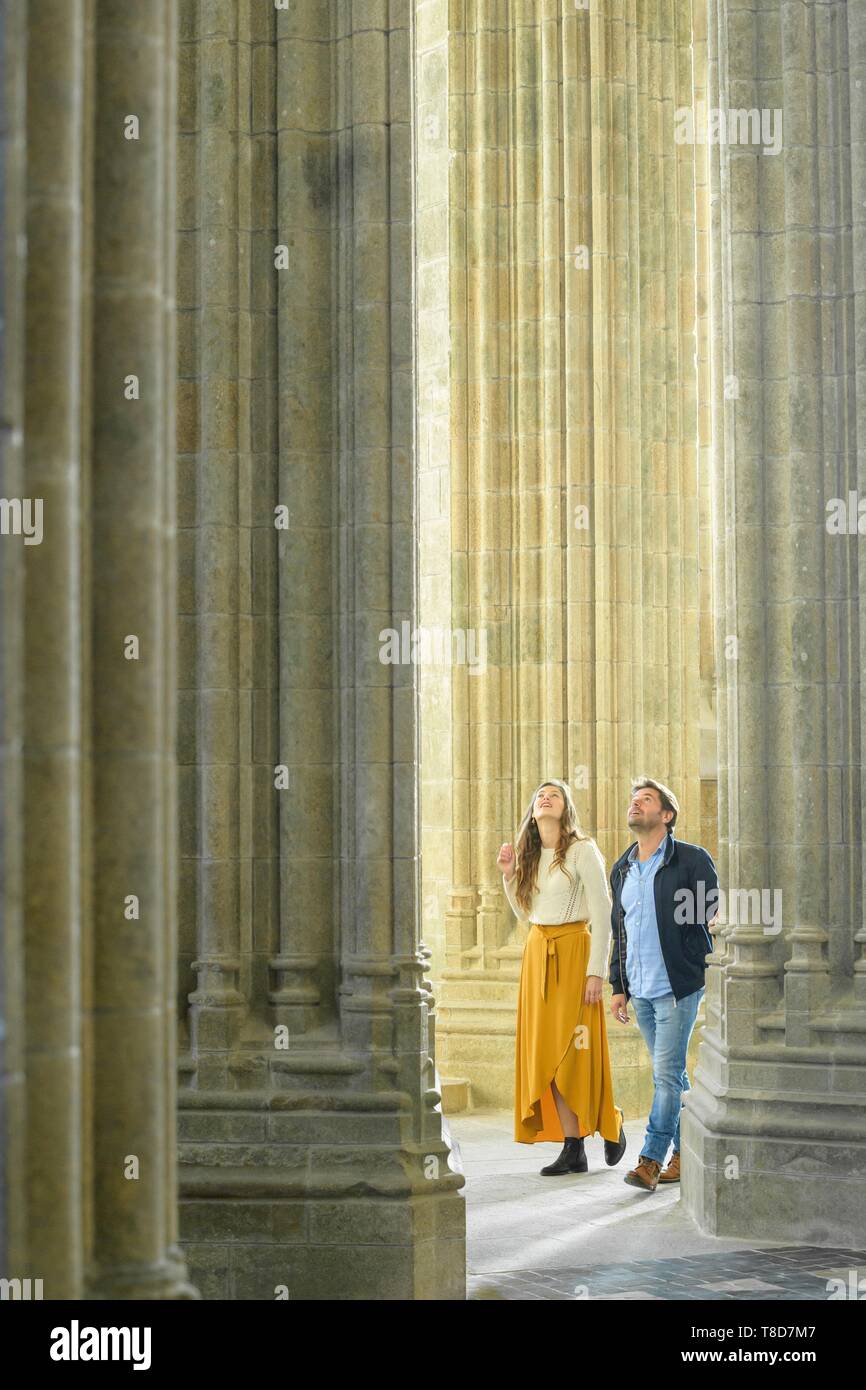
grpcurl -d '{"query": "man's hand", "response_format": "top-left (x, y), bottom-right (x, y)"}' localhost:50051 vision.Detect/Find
top-left (584, 974), bottom-right (603, 1005)
top-left (497, 843), bottom-right (516, 881)
top-left (610, 992), bottom-right (629, 1024)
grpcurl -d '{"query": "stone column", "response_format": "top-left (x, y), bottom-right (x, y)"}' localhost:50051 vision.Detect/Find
top-left (87, 0), bottom-right (195, 1299)
top-left (18, 0), bottom-right (87, 1298)
top-left (683, 0), bottom-right (866, 1246)
top-left (176, 0), bottom-right (465, 1301)
top-left (694, 0), bottom-right (719, 863)
top-left (177, 0), bottom-right (251, 1081)
top-left (1, 0), bottom-right (195, 1299)
top-left (426, 0), bottom-right (709, 1113)
top-left (0, 0), bottom-right (28, 1289)
top-left (271, 0), bottom-right (335, 1037)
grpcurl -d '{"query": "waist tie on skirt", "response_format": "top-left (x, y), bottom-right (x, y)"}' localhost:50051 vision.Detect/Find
top-left (537, 920), bottom-right (589, 1001)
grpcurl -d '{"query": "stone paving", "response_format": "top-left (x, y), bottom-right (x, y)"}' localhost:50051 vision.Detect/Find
top-left (448, 1110), bottom-right (866, 1302)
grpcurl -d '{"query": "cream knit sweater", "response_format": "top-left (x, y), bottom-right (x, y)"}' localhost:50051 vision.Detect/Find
top-left (502, 837), bottom-right (613, 980)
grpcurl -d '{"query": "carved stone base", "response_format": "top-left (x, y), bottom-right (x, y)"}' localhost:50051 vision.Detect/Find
top-left (682, 1031), bottom-right (866, 1248)
top-left (177, 1086), bottom-right (466, 1299)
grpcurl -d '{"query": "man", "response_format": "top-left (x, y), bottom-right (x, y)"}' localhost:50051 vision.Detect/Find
top-left (609, 777), bottom-right (718, 1192)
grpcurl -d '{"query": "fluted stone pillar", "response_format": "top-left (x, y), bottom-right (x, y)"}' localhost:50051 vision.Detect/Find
top-left (683, 0), bottom-right (866, 1247)
top-left (176, 0), bottom-right (265, 1084)
top-left (175, 0), bottom-right (465, 1301)
top-left (423, 0), bottom-right (710, 1112)
top-left (0, 0), bottom-right (196, 1299)
top-left (87, 0), bottom-right (195, 1301)
top-left (272, 0), bottom-right (335, 1037)
top-left (19, 0), bottom-right (87, 1297)
top-left (0, 0), bottom-right (28, 1289)
top-left (694, 0), bottom-right (720, 864)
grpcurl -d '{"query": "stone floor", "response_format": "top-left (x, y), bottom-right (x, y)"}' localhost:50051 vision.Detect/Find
top-left (447, 1110), bottom-right (866, 1302)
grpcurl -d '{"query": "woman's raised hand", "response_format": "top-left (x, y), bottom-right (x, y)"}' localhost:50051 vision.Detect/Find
top-left (497, 842), bottom-right (516, 880)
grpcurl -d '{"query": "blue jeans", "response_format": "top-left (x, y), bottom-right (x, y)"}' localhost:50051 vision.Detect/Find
top-left (631, 988), bottom-right (704, 1165)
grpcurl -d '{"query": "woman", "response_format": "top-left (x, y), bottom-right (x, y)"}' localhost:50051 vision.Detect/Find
top-left (497, 779), bottom-right (627, 1174)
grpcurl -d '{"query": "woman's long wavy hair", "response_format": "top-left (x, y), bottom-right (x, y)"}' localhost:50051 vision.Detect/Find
top-left (511, 778), bottom-right (590, 914)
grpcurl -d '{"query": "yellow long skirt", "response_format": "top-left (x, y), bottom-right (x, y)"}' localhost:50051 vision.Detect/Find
top-left (514, 920), bottom-right (623, 1144)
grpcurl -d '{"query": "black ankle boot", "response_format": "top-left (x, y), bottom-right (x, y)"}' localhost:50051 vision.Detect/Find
top-left (604, 1119), bottom-right (627, 1167)
top-left (540, 1135), bottom-right (587, 1176)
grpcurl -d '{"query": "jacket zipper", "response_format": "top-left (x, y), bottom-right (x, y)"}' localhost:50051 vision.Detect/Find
top-left (654, 852), bottom-right (676, 1006)
top-left (616, 860), bottom-right (627, 997)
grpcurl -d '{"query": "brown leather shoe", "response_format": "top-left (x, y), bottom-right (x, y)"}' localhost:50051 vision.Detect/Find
top-left (624, 1156), bottom-right (662, 1191)
top-left (658, 1150), bottom-right (681, 1183)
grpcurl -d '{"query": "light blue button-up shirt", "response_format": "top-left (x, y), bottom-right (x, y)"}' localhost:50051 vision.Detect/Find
top-left (621, 839), bottom-right (673, 1000)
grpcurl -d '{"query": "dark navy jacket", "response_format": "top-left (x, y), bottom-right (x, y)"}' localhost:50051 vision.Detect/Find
top-left (608, 831), bottom-right (719, 1002)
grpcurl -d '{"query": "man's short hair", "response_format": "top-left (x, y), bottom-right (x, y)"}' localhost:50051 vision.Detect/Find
top-left (631, 775), bottom-right (679, 829)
